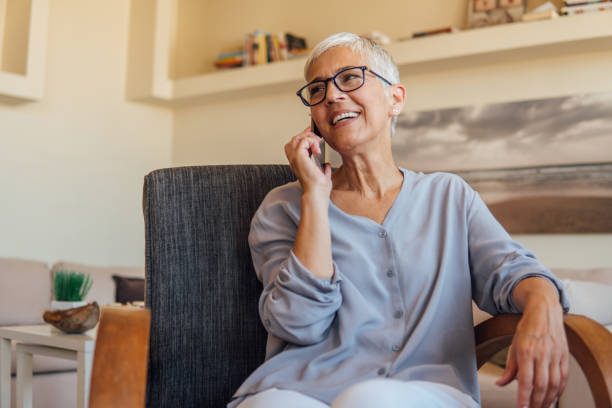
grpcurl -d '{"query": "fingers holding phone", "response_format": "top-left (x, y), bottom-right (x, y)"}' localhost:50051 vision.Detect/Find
top-left (285, 126), bottom-right (325, 173)
top-left (310, 119), bottom-right (327, 173)
top-left (285, 127), bottom-right (331, 195)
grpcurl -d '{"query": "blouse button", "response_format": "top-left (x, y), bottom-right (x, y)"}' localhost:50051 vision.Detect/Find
top-left (394, 310), bottom-right (404, 319)
top-left (378, 230), bottom-right (387, 238)
top-left (377, 367), bottom-right (386, 376)
top-left (392, 344), bottom-right (401, 352)
top-left (386, 269), bottom-right (394, 278)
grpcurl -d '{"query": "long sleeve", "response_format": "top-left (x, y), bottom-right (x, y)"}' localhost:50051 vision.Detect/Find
top-left (466, 186), bottom-right (570, 315)
top-left (248, 184), bottom-right (342, 346)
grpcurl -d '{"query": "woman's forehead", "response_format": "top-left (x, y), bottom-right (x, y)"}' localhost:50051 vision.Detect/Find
top-left (307, 47), bottom-right (366, 81)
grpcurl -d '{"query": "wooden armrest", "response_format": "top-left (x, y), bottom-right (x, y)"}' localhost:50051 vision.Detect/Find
top-left (89, 307), bottom-right (151, 408)
top-left (474, 313), bottom-right (612, 408)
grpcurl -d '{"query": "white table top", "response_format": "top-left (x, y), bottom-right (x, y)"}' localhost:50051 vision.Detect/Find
top-left (0, 325), bottom-right (96, 352)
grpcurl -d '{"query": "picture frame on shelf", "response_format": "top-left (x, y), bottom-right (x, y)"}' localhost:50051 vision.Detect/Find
top-left (468, 0), bottom-right (527, 28)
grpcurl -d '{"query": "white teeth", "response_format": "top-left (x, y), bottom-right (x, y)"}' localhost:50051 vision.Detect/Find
top-left (332, 112), bottom-right (359, 125)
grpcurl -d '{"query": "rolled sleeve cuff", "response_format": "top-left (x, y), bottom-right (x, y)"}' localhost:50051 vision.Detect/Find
top-left (505, 272), bottom-right (571, 314)
top-left (275, 251), bottom-right (342, 299)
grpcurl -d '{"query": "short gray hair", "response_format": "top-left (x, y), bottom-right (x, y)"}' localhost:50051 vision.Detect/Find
top-left (304, 32), bottom-right (401, 134)
top-left (304, 33), bottom-right (399, 84)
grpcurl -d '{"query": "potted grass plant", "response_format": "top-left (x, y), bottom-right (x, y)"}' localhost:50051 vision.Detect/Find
top-left (51, 270), bottom-right (93, 310)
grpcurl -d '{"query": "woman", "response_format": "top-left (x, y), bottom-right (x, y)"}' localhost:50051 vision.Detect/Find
top-left (229, 33), bottom-right (570, 408)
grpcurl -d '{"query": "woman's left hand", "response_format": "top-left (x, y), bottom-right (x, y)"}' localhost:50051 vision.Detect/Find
top-left (496, 278), bottom-right (569, 408)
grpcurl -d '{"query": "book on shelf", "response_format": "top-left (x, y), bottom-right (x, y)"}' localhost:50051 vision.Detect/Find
top-left (561, 1), bottom-right (612, 14)
top-left (265, 34), bottom-right (272, 63)
top-left (216, 50), bottom-right (243, 60)
top-left (263, 32), bottom-right (309, 61)
top-left (243, 33), bottom-right (254, 66)
top-left (278, 32), bottom-right (288, 60)
top-left (269, 34), bottom-right (279, 62)
top-left (214, 60), bottom-right (243, 69)
top-left (254, 30), bottom-right (267, 65)
top-left (411, 26), bottom-right (459, 38)
top-left (564, 0), bottom-right (608, 5)
top-left (521, 9), bottom-right (559, 21)
top-left (285, 33), bottom-right (308, 54)
top-left (214, 31), bottom-right (309, 70)
top-left (287, 48), bottom-right (311, 59)
top-left (214, 50), bottom-right (244, 69)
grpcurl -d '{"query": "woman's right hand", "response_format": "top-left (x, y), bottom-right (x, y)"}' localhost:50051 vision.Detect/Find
top-left (286, 127), bottom-right (335, 280)
top-left (285, 127), bottom-right (332, 197)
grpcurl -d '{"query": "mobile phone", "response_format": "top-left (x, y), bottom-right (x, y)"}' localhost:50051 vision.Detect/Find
top-left (310, 119), bottom-right (325, 172)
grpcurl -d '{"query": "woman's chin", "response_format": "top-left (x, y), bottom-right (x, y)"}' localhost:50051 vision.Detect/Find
top-left (332, 142), bottom-right (373, 158)
top-left (325, 136), bottom-right (359, 153)
top-left (329, 131), bottom-right (379, 152)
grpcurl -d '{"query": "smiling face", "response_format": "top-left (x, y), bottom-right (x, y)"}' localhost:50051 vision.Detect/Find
top-left (307, 46), bottom-right (401, 156)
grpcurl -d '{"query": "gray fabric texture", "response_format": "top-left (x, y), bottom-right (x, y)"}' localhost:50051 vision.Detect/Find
top-left (143, 165), bottom-right (295, 408)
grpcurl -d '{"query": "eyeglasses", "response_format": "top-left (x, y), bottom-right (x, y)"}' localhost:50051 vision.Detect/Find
top-left (296, 66), bottom-right (393, 107)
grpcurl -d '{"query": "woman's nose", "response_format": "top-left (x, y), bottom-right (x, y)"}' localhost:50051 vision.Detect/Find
top-left (325, 81), bottom-right (346, 104)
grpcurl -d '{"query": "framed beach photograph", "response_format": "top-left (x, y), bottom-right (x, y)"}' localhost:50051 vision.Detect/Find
top-left (468, 0), bottom-right (527, 28)
top-left (392, 92), bottom-right (612, 233)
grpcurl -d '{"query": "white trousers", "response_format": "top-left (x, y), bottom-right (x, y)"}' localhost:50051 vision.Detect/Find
top-left (237, 379), bottom-right (480, 408)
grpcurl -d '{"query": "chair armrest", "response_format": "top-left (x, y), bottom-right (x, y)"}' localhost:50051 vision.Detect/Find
top-left (89, 307), bottom-right (151, 408)
top-left (474, 314), bottom-right (612, 408)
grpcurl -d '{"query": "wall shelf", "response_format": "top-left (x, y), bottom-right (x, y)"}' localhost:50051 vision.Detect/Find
top-left (126, 2), bottom-right (612, 107)
top-left (0, 0), bottom-right (50, 104)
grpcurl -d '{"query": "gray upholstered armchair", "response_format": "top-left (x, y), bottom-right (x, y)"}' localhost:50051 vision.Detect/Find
top-left (141, 165), bottom-right (612, 408)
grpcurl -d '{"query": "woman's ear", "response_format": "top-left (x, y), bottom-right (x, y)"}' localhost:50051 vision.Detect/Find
top-left (388, 84), bottom-right (406, 117)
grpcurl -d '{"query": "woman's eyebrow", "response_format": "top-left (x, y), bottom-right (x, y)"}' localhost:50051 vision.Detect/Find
top-left (310, 66), bottom-right (356, 82)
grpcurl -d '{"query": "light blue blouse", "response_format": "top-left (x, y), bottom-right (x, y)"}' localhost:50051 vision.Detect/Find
top-left (229, 169), bottom-right (570, 407)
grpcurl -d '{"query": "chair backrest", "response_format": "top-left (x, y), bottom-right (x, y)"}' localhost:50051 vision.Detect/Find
top-left (143, 165), bottom-right (295, 408)
top-left (89, 307), bottom-right (151, 408)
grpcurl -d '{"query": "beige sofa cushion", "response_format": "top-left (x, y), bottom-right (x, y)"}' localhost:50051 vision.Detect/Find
top-left (561, 279), bottom-right (612, 326)
top-left (472, 302), bottom-right (493, 326)
top-left (479, 362), bottom-right (516, 408)
top-left (0, 257), bottom-right (52, 326)
top-left (9, 342), bottom-right (76, 376)
top-left (551, 267), bottom-right (612, 325)
top-left (50, 261), bottom-right (144, 306)
top-left (10, 370), bottom-right (76, 408)
top-left (551, 267), bottom-right (612, 286)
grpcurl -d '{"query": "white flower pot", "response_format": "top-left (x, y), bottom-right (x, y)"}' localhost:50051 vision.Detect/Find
top-left (51, 300), bottom-right (87, 310)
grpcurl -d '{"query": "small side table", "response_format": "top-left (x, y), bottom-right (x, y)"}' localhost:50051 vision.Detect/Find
top-left (0, 325), bottom-right (96, 408)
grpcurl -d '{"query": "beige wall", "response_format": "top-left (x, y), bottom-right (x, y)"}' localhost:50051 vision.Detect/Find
top-left (0, 0), bottom-right (173, 266)
top-left (173, 1), bottom-right (612, 268)
top-left (174, 0), bottom-right (470, 77)
top-left (0, 0), bottom-right (31, 74)
top-left (1, 0), bottom-right (609, 269)
top-left (173, 0), bottom-right (565, 77)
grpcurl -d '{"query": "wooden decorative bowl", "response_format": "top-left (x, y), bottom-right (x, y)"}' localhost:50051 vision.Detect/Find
top-left (43, 302), bottom-right (100, 333)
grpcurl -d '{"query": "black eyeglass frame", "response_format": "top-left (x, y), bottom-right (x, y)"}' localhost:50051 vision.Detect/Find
top-left (296, 66), bottom-right (393, 107)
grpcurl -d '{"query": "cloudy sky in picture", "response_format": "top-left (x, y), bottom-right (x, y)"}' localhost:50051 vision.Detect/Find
top-left (393, 92), bottom-right (612, 172)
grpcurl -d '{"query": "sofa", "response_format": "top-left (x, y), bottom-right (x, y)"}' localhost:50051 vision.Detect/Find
top-left (0, 257), bottom-right (144, 408)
